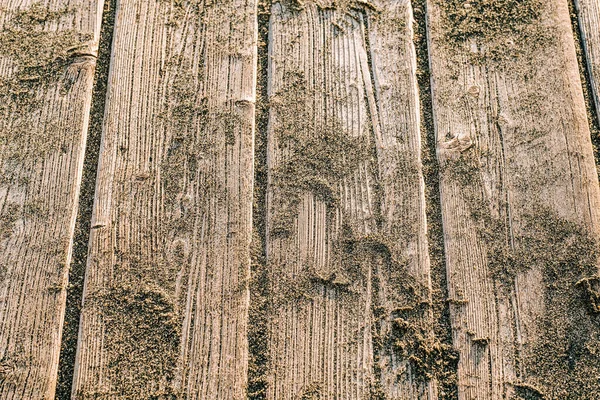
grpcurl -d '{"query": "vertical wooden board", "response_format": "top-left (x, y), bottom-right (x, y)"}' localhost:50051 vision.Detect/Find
top-left (0, 1), bottom-right (102, 398)
top-left (575, 0), bottom-right (600, 125)
top-left (72, 0), bottom-right (257, 398)
top-left (427, 0), bottom-right (600, 398)
top-left (265, 1), bottom-right (437, 398)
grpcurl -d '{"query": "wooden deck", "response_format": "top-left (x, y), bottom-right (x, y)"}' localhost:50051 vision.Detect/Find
top-left (0, 0), bottom-right (599, 399)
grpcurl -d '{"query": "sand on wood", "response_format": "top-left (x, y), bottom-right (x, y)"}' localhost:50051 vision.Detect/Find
top-left (72, 0), bottom-right (257, 398)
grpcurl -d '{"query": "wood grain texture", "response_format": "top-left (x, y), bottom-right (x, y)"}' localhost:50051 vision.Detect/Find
top-left (72, 0), bottom-right (256, 398)
top-left (0, 1), bottom-right (102, 398)
top-left (265, 1), bottom-right (436, 398)
top-left (427, 0), bottom-right (600, 398)
top-left (575, 0), bottom-right (600, 124)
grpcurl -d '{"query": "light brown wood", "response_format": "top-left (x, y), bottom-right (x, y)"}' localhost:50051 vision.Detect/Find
top-left (72, 0), bottom-right (257, 398)
top-left (0, 1), bottom-right (102, 398)
top-left (265, 1), bottom-right (436, 398)
top-left (427, 0), bottom-right (600, 398)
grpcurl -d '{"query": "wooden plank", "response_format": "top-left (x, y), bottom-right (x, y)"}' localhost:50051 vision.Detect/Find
top-left (575, 0), bottom-right (600, 124)
top-left (426, 0), bottom-right (600, 398)
top-left (265, 1), bottom-right (437, 398)
top-left (0, 1), bottom-right (102, 398)
top-left (72, 0), bottom-right (257, 398)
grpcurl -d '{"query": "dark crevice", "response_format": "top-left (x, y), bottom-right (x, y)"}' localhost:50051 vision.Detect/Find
top-left (412, 1), bottom-right (459, 399)
top-left (569, 0), bottom-right (600, 176)
top-left (247, 0), bottom-right (271, 399)
top-left (55, 0), bottom-right (117, 398)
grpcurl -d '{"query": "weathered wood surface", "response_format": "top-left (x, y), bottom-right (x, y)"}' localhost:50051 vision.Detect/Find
top-left (265, 1), bottom-right (436, 398)
top-left (427, 0), bottom-right (600, 398)
top-left (575, 0), bottom-right (600, 124)
top-left (72, 0), bottom-right (257, 398)
top-left (0, 1), bottom-right (102, 398)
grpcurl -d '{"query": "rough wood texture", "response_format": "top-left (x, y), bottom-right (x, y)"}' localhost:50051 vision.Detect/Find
top-left (575, 0), bottom-right (600, 123)
top-left (265, 1), bottom-right (437, 398)
top-left (72, 0), bottom-right (256, 398)
top-left (427, 0), bottom-right (600, 398)
top-left (0, 1), bottom-right (102, 398)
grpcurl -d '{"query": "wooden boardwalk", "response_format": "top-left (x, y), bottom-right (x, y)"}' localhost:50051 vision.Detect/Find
top-left (0, 0), bottom-right (103, 398)
top-left (72, 0), bottom-right (256, 398)
top-left (427, 0), bottom-right (600, 398)
top-left (0, 0), bottom-right (598, 399)
top-left (265, 2), bottom-right (433, 398)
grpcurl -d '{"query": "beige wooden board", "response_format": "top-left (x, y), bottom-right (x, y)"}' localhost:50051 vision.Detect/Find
top-left (427, 0), bottom-right (600, 398)
top-left (575, 0), bottom-right (600, 124)
top-left (72, 0), bottom-right (257, 398)
top-left (0, 0), bottom-right (102, 398)
top-left (265, 1), bottom-right (436, 398)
